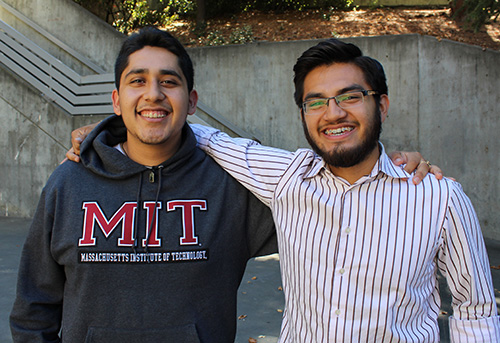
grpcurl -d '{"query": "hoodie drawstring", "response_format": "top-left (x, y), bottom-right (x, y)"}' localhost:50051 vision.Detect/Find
top-left (145, 165), bottom-right (163, 256)
top-left (132, 172), bottom-right (143, 255)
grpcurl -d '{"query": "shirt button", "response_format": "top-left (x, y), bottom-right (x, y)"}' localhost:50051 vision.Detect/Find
top-left (345, 227), bottom-right (352, 234)
top-left (335, 309), bottom-right (341, 315)
top-left (339, 268), bottom-right (345, 275)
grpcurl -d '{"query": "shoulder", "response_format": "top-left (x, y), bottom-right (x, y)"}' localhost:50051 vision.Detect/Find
top-left (43, 159), bottom-right (93, 193)
top-left (416, 174), bottom-right (469, 204)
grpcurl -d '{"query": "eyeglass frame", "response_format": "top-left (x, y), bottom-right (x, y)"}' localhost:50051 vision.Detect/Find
top-left (301, 90), bottom-right (380, 115)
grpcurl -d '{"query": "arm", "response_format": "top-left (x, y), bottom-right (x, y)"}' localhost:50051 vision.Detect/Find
top-left (191, 124), bottom-right (294, 206)
top-left (10, 190), bottom-right (65, 342)
top-left (439, 183), bottom-right (500, 342)
top-left (65, 123), bottom-right (442, 186)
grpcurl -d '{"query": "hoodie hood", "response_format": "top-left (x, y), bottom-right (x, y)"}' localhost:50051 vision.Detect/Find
top-left (79, 115), bottom-right (197, 179)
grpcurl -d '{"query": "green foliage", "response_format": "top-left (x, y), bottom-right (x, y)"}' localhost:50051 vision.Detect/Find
top-left (74, 0), bottom-right (194, 34)
top-left (229, 25), bottom-right (254, 44)
top-left (202, 30), bottom-right (227, 46)
top-left (452, 0), bottom-right (499, 32)
top-left (74, 0), bottom-right (359, 36)
top-left (196, 25), bottom-right (254, 46)
top-left (322, 1), bottom-right (356, 20)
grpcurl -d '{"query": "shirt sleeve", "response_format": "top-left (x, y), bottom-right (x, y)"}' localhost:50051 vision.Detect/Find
top-left (9, 188), bottom-right (64, 342)
top-left (191, 123), bottom-right (294, 207)
top-left (438, 181), bottom-right (500, 342)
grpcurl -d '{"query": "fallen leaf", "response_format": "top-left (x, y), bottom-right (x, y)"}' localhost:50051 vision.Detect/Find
top-left (248, 338), bottom-right (257, 343)
top-left (239, 314), bottom-right (248, 320)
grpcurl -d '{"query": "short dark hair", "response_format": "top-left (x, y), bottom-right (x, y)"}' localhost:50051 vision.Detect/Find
top-left (293, 38), bottom-right (388, 108)
top-left (114, 26), bottom-right (194, 92)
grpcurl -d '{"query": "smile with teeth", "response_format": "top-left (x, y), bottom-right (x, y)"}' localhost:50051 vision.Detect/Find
top-left (140, 110), bottom-right (168, 118)
top-left (324, 127), bottom-right (353, 136)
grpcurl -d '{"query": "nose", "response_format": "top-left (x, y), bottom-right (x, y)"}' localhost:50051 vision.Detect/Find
top-left (144, 82), bottom-right (166, 102)
top-left (323, 97), bottom-right (347, 120)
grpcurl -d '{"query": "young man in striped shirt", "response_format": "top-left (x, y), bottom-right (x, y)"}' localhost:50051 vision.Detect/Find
top-left (189, 39), bottom-right (499, 342)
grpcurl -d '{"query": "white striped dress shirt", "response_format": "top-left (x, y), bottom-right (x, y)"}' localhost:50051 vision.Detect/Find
top-left (191, 124), bottom-right (500, 343)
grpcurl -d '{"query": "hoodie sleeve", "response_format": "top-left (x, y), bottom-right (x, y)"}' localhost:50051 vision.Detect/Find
top-left (10, 186), bottom-right (65, 342)
top-left (244, 190), bottom-right (278, 258)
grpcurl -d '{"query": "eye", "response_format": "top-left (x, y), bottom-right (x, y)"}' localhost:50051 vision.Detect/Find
top-left (160, 78), bottom-right (179, 87)
top-left (338, 93), bottom-right (362, 104)
top-left (307, 99), bottom-right (327, 109)
top-left (129, 78), bottom-right (145, 85)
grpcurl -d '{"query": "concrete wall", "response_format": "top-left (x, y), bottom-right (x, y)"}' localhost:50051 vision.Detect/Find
top-left (0, 2), bottom-right (498, 239)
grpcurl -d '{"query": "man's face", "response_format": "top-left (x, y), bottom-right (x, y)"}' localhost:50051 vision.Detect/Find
top-left (301, 63), bottom-right (388, 168)
top-left (112, 46), bottom-right (197, 150)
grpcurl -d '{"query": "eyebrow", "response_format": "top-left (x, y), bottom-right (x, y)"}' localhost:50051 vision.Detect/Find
top-left (303, 83), bottom-right (366, 101)
top-left (124, 68), bottom-right (183, 81)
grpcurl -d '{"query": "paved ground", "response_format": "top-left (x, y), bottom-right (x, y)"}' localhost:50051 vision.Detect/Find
top-left (1, 216), bottom-right (499, 343)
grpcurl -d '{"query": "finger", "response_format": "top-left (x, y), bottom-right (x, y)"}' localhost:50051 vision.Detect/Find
top-left (388, 151), bottom-right (406, 166)
top-left (65, 147), bottom-right (80, 163)
top-left (402, 154), bottom-right (421, 174)
top-left (429, 165), bottom-right (443, 180)
top-left (412, 160), bottom-right (430, 185)
top-left (60, 157), bottom-right (68, 165)
top-left (71, 132), bottom-right (84, 155)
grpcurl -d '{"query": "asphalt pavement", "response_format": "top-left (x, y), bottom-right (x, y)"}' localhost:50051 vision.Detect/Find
top-left (1, 216), bottom-right (499, 343)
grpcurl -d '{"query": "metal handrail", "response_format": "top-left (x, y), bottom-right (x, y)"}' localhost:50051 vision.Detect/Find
top-left (0, 20), bottom-right (114, 114)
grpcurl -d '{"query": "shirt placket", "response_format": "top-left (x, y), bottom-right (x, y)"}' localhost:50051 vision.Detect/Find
top-left (327, 182), bottom-right (355, 339)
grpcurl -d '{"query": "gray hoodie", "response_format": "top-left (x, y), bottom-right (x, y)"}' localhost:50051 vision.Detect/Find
top-left (10, 115), bottom-right (277, 342)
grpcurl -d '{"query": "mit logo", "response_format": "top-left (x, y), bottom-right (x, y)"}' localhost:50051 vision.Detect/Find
top-left (78, 200), bottom-right (207, 247)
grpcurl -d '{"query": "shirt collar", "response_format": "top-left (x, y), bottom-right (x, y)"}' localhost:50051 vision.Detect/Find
top-left (303, 143), bottom-right (412, 181)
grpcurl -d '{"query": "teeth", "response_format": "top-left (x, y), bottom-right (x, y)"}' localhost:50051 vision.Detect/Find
top-left (324, 127), bottom-right (353, 136)
top-left (141, 110), bottom-right (167, 118)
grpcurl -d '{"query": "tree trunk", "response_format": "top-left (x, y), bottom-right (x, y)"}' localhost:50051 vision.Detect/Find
top-left (196, 0), bottom-right (206, 27)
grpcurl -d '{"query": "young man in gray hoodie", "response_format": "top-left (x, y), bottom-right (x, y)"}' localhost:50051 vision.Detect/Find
top-left (10, 27), bottom-right (277, 343)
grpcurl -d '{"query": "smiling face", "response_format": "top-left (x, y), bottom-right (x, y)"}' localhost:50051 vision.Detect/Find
top-left (301, 62), bottom-right (389, 177)
top-left (112, 46), bottom-right (197, 165)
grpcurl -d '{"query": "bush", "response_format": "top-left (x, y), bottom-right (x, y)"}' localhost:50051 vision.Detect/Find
top-left (74, 0), bottom-right (356, 33)
top-left (451, 0), bottom-right (500, 32)
top-left (74, 0), bottom-right (194, 34)
top-left (229, 25), bottom-right (254, 44)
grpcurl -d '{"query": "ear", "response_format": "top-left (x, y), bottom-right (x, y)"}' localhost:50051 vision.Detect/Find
top-left (379, 94), bottom-right (389, 123)
top-left (187, 89), bottom-right (198, 116)
top-left (112, 89), bottom-right (122, 116)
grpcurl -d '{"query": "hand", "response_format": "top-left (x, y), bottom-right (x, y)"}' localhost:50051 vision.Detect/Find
top-left (389, 151), bottom-right (443, 185)
top-left (64, 122), bottom-right (99, 163)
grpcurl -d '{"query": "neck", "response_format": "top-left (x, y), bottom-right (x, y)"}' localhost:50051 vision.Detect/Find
top-left (327, 146), bottom-right (381, 184)
top-left (122, 137), bottom-right (181, 167)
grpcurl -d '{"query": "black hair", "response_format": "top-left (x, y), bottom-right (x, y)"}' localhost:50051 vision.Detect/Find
top-left (114, 26), bottom-right (194, 92)
top-left (293, 38), bottom-right (388, 108)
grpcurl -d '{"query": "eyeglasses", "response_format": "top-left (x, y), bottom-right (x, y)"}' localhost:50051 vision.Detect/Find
top-left (301, 90), bottom-right (379, 115)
